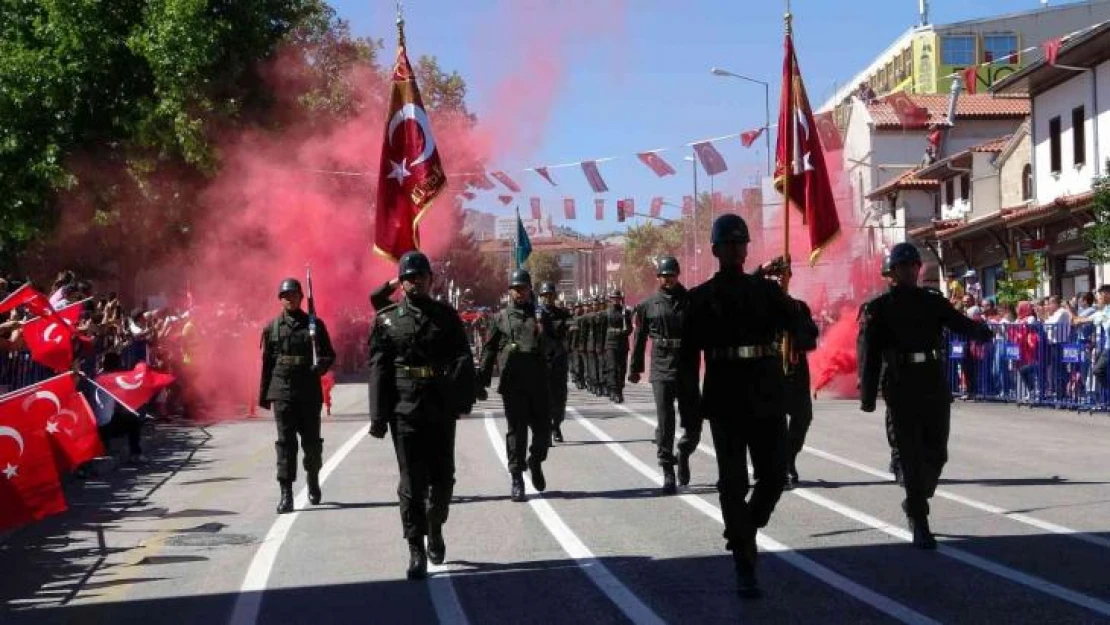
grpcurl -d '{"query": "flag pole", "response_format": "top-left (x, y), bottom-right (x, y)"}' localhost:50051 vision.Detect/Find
top-left (781, 3), bottom-right (795, 375)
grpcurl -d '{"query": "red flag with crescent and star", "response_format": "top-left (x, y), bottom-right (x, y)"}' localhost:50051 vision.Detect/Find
top-left (373, 26), bottom-right (447, 262)
top-left (636, 152), bottom-right (676, 177)
top-left (774, 30), bottom-right (841, 265)
top-left (94, 362), bottom-right (175, 414)
top-left (9, 373), bottom-right (103, 473)
top-left (0, 385), bottom-right (68, 531)
top-left (0, 284), bottom-right (54, 318)
top-left (564, 198), bottom-right (576, 219)
top-left (21, 312), bottom-right (76, 373)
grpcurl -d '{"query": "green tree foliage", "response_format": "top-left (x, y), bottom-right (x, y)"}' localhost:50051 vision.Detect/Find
top-left (618, 222), bottom-right (684, 295)
top-left (525, 251), bottom-right (562, 286)
top-left (1083, 166), bottom-right (1110, 264)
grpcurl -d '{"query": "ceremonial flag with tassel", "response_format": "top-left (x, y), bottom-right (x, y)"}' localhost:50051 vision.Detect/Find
top-left (373, 17), bottom-right (446, 261)
top-left (774, 26), bottom-right (841, 265)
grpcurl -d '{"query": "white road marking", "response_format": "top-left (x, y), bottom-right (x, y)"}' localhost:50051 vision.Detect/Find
top-left (572, 407), bottom-right (939, 625)
top-left (614, 405), bottom-right (1110, 618)
top-left (481, 412), bottom-right (666, 625)
top-left (801, 445), bottom-right (1110, 551)
top-left (228, 423), bottom-right (469, 625)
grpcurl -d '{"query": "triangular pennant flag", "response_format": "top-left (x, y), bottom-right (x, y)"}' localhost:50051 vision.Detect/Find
top-left (692, 142), bottom-right (728, 176)
top-left (490, 171), bottom-right (522, 193)
top-left (635, 152), bottom-right (676, 177)
top-left (563, 198), bottom-right (576, 220)
top-left (740, 128), bottom-right (764, 148)
top-left (581, 161), bottom-right (609, 193)
top-left (533, 167), bottom-right (558, 186)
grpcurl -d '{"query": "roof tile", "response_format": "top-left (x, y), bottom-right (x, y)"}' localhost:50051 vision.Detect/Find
top-left (869, 94), bottom-right (1029, 129)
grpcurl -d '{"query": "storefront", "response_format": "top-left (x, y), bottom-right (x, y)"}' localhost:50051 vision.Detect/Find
top-left (1000, 192), bottom-right (1096, 299)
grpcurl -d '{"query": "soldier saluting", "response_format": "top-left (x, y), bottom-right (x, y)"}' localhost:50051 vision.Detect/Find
top-left (858, 243), bottom-right (992, 549)
top-left (680, 214), bottom-right (812, 600)
top-left (368, 251), bottom-right (477, 580)
top-left (259, 277), bottom-right (336, 514)
top-left (629, 255), bottom-right (701, 494)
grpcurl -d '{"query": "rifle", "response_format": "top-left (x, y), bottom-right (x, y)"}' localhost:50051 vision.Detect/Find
top-left (305, 264), bottom-right (319, 369)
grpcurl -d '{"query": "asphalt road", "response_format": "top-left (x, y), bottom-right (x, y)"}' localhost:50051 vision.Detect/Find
top-left (3, 382), bottom-right (1110, 624)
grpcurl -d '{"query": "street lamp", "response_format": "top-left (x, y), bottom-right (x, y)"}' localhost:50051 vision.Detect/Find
top-left (711, 67), bottom-right (771, 177)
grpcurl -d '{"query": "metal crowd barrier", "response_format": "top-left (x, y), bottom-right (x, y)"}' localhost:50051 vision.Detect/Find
top-left (0, 341), bottom-right (148, 395)
top-left (948, 323), bottom-right (1110, 412)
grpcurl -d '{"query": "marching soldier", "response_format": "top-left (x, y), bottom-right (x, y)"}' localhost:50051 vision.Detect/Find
top-left (477, 269), bottom-right (554, 502)
top-left (629, 255), bottom-right (700, 494)
top-left (538, 282), bottom-right (572, 443)
top-left (858, 243), bottom-right (992, 550)
top-left (603, 290), bottom-right (632, 403)
top-left (259, 278), bottom-right (336, 514)
top-left (777, 271), bottom-right (819, 488)
top-left (570, 301), bottom-right (587, 390)
top-left (367, 251), bottom-right (477, 579)
top-left (586, 299), bottom-right (603, 396)
top-left (875, 257), bottom-right (903, 484)
top-left (680, 213), bottom-right (813, 599)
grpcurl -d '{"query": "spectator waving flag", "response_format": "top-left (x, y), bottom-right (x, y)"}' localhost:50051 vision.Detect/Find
top-left (0, 284), bottom-right (54, 317)
top-left (94, 362), bottom-right (175, 413)
top-left (0, 385), bottom-right (69, 530)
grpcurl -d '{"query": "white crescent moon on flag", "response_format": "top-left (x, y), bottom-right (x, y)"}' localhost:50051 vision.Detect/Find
top-left (43, 322), bottom-right (63, 344)
top-left (0, 426), bottom-right (25, 457)
top-left (116, 372), bottom-right (145, 390)
top-left (22, 391), bottom-right (61, 415)
top-left (54, 409), bottom-right (80, 429)
top-left (387, 103), bottom-right (437, 167)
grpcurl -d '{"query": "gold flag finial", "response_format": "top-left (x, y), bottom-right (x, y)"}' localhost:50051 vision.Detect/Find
top-left (784, 0), bottom-right (793, 34)
top-left (396, 0), bottom-right (406, 44)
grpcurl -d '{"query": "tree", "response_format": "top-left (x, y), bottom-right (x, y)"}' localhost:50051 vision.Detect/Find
top-left (525, 251), bottom-right (562, 286)
top-left (618, 222), bottom-right (684, 297)
top-left (1084, 166), bottom-right (1110, 264)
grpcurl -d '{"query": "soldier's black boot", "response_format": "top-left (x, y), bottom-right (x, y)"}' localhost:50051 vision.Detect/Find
top-left (614, 391), bottom-right (624, 404)
top-left (527, 457), bottom-right (547, 492)
top-left (909, 515), bottom-right (937, 550)
top-left (788, 458), bottom-right (800, 486)
top-left (510, 472), bottom-right (526, 502)
top-left (890, 459), bottom-right (904, 485)
top-left (427, 523), bottom-right (446, 565)
top-left (307, 471), bottom-right (321, 505)
top-left (676, 448), bottom-right (691, 487)
top-left (733, 531), bottom-right (762, 599)
top-left (407, 538), bottom-right (428, 580)
top-left (552, 426), bottom-right (564, 443)
top-left (276, 480), bottom-right (294, 514)
top-left (662, 465), bottom-right (677, 495)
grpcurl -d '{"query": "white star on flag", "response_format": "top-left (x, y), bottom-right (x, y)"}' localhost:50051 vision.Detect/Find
top-left (388, 158), bottom-right (411, 184)
top-left (3, 463), bottom-right (17, 480)
top-left (46, 420), bottom-right (59, 434)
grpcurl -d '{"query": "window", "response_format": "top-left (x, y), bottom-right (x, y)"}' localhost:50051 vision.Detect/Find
top-left (1073, 106), bottom-right (1087, 166)
top-left (960, 174), bottom-right (970, 202)
top-left (942, 36), bottom-right (976, 66)
top-left (1021, 164), bottom-right (1033, 200)
top-left (933, 192), bottom-right (941, 219)
top-left (983, 34), bottom-right (1018, 64)
top-left (1049, 116), bottom-right (1062, 173)
top-left (945, 178), bottom-right (955, 206)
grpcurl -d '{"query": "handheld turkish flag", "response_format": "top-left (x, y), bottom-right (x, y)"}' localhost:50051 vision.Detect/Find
top-left (9, 373), bottom-right (103, 473)
top-left (774, 31), bottom-right (841, 265)
top-left (373, 24), bottom-right (446, 262)
top-left (0, 386), bottom-right (68, 530)
top-left (94, 362), bottom-right (175, 414)
top-left (21, 313), bottom-right (76, 373)
top-left (0, 284), bottom-right (54, 317)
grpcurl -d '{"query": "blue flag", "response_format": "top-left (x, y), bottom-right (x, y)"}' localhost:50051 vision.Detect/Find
top-left (514, 211), bottom-right (532, 268)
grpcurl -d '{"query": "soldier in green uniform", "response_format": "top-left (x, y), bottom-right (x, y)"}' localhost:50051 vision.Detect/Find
top-left (603, 289), bottom-right (633, 403)
top-left (590, 299), bottom-right (607, 396)
top-left (477, 269), bottom-right (555, 502)
top-left (368, 251), bottom-right (477, 579)
top-left (583, 299), bottom-right (599, 395)
top-left (569, 301), bottom-right (587, 390)
top-left (259, 278), bottom-right (336, 514)
top-left (537, 282), bottom-right (572, 443)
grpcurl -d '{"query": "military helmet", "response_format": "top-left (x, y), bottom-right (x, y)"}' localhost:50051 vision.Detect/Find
top-left (398, 250), bottom-right (433, 279)
top-left (880, 255), bottom-right (893, 277)
top-left (710, 213), bottom-right (751, 246)
top-left (656, 255), bottom-right (680, 276)
top-left (278, 278), bottom-right (302, 297)
top-left (887, 242), bottom-right (922, 267)
top-left (510, 269), bottom-right (532, 288)
top-left (538, 281), bottom-right (557, 296)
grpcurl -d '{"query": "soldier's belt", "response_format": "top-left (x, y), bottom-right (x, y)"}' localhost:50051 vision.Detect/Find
top-left (654, 338), bottom-right (682, 348)
top-left (606, 328), bottom-right (625, 335)
top-left (396, 365), bottom-right (440, 379)
top-left (276, 355), bottom-right (307, 366)
top-left (895, 350), bottom-right (942, 364)
top-left (707, 344), bottom-right (776, 361)
top-left (505, 343), bottom-right (537, 354)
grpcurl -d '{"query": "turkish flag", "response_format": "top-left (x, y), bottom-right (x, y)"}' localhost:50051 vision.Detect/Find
top-left (636, 152), bottom-right (676, 177)
top-left (533, 167), bottom-right (558, 186)
top-left (564, 198), bottom-right (576, 219)
top-left (490, 171), bottom-right (522, 193)
top-left (22, 313), bottom-right (75, 373)
top-left (962, 66), bottom-right (979, 95)
top-left (650, 197), bottom-right (664, 218)
top-left (497, 195), bottom-right (513, 206)
top-left (373, 31), bottom-right (447, 261)
top-left (0, 387), bottom-right (68, 530)
top-left (530, 197), bottom-right (542, 220)
top-left (884, 92), bottom-right (929, 128)
top-left (814, 112), bottom-right (843, 151)
top-left (467, 172), bottom-right (496, 190)
top-left (11, 373), bottom-right (103, 473)
top-left (594, 198), bottom-right (605, 220)
top-left (1043, 38), bottom-right (1062, 66)
top-left (95, 362), bottom-right (175, 414)
top-left (740, 128), bottom-right (764, 148)
top-left (774, 32), bottom-right (841, 265)
top-left (692, 142), bottom-right (728, 176)
top-left (581, 161), bottom-right (609, 193)
top-left (0, 284), bottom-right (54, 318)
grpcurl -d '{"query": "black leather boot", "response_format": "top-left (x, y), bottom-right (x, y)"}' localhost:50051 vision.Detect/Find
top-left (662, 465), bottom-right (677, 495)
top-left (276, 480), bottom-right (293, 514)
top-left (307, 471), bottom-right (321, 505)
top-left (734, 530), bottom-right (762, 599)
top-left (909, 515), bottom-right (938, 550)
top-left (427, 523), bottom-right (446, 565)
top-left (676, 448), bottom-right (691, 486)
top-left (407, 538), bottom-right (428, 580)
top-left (552, 426), bottom-right (564, 443)
top-left (527, 457), bottom-right (546, 492)
top-left (510, 472), bottom-right (526, 502)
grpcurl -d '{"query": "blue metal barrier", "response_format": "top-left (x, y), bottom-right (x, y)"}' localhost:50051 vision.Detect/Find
top-left (0, 340), bottom-right (149, 395)
top-left (948, 323), bottom-right (1110, 412)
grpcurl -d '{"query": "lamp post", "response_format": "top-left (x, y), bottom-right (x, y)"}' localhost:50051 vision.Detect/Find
top-left (711, 67), bottom-right (772, 178)
top-left (684, 154), bottom-right (700, 284)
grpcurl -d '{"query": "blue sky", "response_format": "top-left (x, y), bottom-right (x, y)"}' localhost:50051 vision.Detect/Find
top-left (329, 0), bottom-right (1085, 234)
